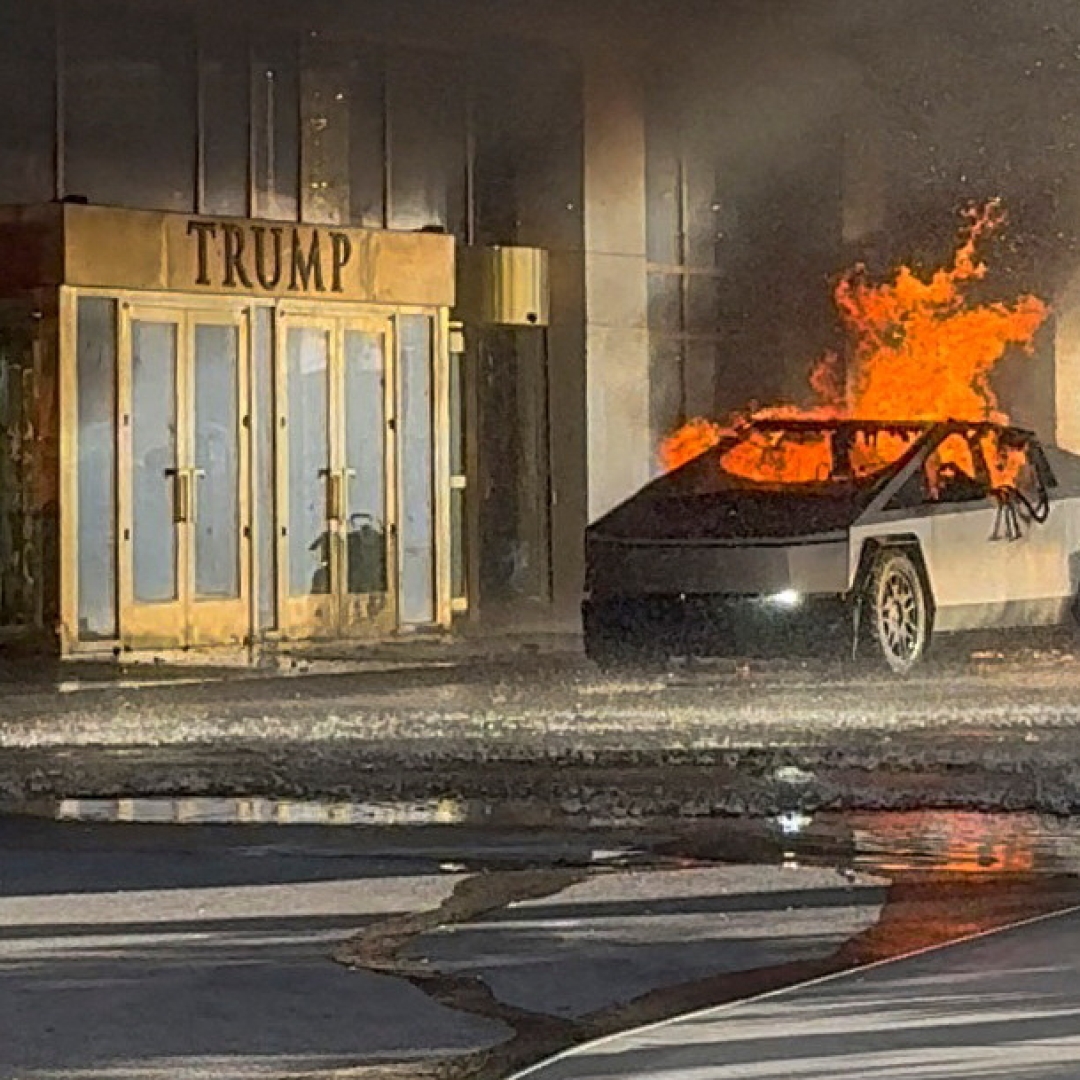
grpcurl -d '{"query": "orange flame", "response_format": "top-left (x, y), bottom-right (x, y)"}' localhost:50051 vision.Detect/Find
top-left (658, 417), bottom-right (725, 472)
top-left (659, 201), bottom-right (1050, 481)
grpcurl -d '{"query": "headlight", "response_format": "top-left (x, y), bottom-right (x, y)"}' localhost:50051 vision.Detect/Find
top-left (768, 589), bottom-right (802, 608)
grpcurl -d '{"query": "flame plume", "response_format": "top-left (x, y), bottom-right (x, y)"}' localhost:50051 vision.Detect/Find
top-left (659, 201), bottom-right (1050, 477)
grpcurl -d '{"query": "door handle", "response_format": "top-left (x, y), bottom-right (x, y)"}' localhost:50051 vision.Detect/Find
top-left (324, 472), bottom-right (345, 522)
top-left (338, 469), bottom-right (356, 520)
top-left (180, 471), bottom-right (194, 525)
top-left (189, 469), bottom-right (205, 524)
top-left (165, 468), bottom-right (187, 524)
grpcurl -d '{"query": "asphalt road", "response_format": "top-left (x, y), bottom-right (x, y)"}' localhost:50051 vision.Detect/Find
top-left (514, 904), bottom-right (1080, 1079)
top-left (0, 817), bottom-right (515, 1080)
top-left (0, 816), bottom-right (889, 1080)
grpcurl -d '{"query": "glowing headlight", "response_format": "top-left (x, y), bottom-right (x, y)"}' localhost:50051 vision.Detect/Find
top-left (768, 589), bottom-right (802, 608)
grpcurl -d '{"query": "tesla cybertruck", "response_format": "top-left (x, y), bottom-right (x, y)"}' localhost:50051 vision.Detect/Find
top-left (583, 419), bottom-right (1080, 672)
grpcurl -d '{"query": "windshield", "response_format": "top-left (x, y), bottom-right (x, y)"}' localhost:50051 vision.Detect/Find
top-left (718, 424), bottom-right (923, 486)
top-left (669, 423), bottom-right (926, 491)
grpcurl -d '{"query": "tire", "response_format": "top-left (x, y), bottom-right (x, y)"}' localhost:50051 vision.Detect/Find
top-left (864, 549), bottom-right (932, 674)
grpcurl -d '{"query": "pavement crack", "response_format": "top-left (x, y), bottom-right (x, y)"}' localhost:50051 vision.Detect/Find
top-left (334, 867), bottom-right (586, 971)
top-left (333, 867), bottom-right (588, 1075)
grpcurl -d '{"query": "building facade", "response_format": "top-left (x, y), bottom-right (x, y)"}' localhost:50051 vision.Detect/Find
top-left (1, 0), bottom-right (1075, 657)
top-left (0, 0), bottom-right (612, 655)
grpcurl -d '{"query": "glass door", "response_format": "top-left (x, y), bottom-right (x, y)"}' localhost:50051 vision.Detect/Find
top-left (341, 318), bottom-right (396, 635)
top-left (276, 312), bottom-right (396, 639)
top-left (119, 304), bottom-right (250, 649)
top-left (188, 315), bottom-right (250, 645)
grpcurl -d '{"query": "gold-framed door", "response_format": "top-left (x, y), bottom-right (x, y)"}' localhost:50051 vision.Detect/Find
top-left (339, 314), bottom-right (398, 637)
top-left (275, 309), bottom-right (397, 640)
top-left (118, 301), bottom-right (251, 649)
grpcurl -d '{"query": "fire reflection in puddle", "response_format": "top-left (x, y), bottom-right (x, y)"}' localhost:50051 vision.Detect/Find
top-left (778, 809), bottom-right (1079, 877)
top-left (844, 810), bottom-right (1049, 874)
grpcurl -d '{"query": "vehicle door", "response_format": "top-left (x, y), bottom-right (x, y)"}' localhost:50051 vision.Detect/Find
top-left (924, 431), bottom-right (1067, 631)
top-left (979, 431), bottom-right (1071, 627)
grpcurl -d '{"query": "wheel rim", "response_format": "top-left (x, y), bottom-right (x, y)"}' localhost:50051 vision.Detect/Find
top-left (876, 564), bottom-right (923, 667)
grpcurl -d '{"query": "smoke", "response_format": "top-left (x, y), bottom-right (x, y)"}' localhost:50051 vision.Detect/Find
top-left (638, 0), bottom-right (1080, 433)
top-left (645, 0), bottom-right (1080, 276)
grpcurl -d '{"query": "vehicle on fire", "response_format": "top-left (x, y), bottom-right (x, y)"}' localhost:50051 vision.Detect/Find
top-left (582, 418), bottom-right (1080, 673)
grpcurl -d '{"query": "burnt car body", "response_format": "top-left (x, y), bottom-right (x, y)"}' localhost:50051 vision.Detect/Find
top-left (583, 419), bottom-right (1080, 672)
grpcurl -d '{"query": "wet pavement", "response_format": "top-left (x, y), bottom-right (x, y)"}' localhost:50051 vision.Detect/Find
top-left (7, 644), bottom-right (1080, 817)
top-left (2, 810), bottom-right (1080, 1079)
top-left (512, 902), bottom-right (1080, 1080)
top-left (6, 644), bottom-right (1080, 1075)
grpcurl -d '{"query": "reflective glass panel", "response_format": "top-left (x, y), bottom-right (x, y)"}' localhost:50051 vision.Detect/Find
top-left (348, 45), bottom-right (386, 228)
top-left (131, 321), bottom-right (178, 603)
top-left (344, 330), bottom-right (388, 596)
top-left (387, 49), bottom-right (465, 236)
top-left (253, 308), bottom-right (276, 630)
top-left (193, 324), bottom-right (240, 598)
top-left (286, 327), bottom-right (330, 596)
top-left (398, 316), bottom-right (435, 624)
top-left (76, 298), bottom-right (117, 638)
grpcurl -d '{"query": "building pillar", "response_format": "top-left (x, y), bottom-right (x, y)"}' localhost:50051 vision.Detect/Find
top-left (583, 48), bottom-right (651, 520)
top-left (1055, 270), bottom-right (1080, 453)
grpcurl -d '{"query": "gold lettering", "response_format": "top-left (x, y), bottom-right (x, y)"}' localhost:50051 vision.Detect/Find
top-left (252, 226), bottom-right (283, 290)
top-left (221, 223), bottom-right (254, 289)
top-left (330, 232), bottom-right (352, 293)
top-left (289, 230), bottom-right (325, 292)
top-left (187, 221), bottom-right (217, 286)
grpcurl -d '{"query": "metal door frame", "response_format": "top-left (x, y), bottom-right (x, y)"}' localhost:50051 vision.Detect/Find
top-left (59, 288), bottom-right (253, 652)
top-left (118, 299), bottom-right (252, 649)
top-left (58, 289), bottom-right (451, 655)
top-left (274, 303), bottom-right (399, 641)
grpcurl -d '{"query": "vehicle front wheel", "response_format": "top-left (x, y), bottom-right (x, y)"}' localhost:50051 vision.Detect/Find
top-left (863, 549), bottom-right (931, 675)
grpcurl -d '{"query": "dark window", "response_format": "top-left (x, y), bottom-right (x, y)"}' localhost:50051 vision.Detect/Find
top-left (251, 30), bottom-right (299, 221)
top-left (200, 32), bottom-right (250, 217)
top-left (387, 48), bottom-right (465, 236)
top-left (472, 44), bottom-right (583, 250)
top-left (0, 3), bottom-right (54, 203)
top-left (63, 0), bottom-right (196, 212)
top-left (347, 44), bottom-right (386, 228)
top-left (301, 39), bottom-right (350, 226)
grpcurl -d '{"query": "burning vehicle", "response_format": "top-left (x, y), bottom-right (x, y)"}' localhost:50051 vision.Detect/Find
top-left (583, 416), bottom-right (1080, 673)
top-left (584, 201), bottom-right (1075, 672)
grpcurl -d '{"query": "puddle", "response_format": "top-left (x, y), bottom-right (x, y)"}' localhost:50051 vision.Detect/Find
top-left (48, 794), bottom-right (473, 826)
top-left (652, 809), bottom-right (1080, 878)
top-left (842, 810), bottom-right (1079, 874)
top-left (19, 796), bottom-right (1080, 881)
top-left (691, 812), bottom-right (1080, 876)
